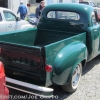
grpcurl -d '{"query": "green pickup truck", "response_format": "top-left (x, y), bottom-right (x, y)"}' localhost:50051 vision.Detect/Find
top-left (0, 3), bottom-right (99, 97)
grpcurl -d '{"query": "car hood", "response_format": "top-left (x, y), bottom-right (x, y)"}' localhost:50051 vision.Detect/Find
top-left (20, 20), bottom-right (30, 24)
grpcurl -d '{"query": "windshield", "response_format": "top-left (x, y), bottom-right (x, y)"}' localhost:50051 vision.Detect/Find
top-left (79, 2), bottom-right (89, 5)
top-left (79, 2), bottom-right (96, 7)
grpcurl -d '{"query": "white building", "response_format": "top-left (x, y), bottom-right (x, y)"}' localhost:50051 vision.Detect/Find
top-left (8, 0), bottom-right (28, 15)
top-left (28, 0), bottom-right (79, 14)
top-left (3, 0), bottom-right (79, 16)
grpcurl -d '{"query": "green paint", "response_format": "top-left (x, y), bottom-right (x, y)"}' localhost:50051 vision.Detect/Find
top-left (0, 3), bottom-right (100, 96)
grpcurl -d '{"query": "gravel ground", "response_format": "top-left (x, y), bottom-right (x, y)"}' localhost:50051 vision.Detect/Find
top-left (8, 56), bottom-right (100, 100)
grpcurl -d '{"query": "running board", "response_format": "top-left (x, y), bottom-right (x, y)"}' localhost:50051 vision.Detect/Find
top-left (6, 77), bottom-right (53, 97)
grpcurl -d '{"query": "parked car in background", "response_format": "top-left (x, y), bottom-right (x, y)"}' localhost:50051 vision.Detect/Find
top-left (97, 3), bottom-right (100, 8)
top-left (79, 1), bottom-right (100, 21)
top-left (0, 7), bottom-right (34, 33)
top-left (79, 1), bottom-right (96, 7)
top-left (27, 13), bottom-right (37, 26)
top-left (0, 61), bottom-right (9, 100)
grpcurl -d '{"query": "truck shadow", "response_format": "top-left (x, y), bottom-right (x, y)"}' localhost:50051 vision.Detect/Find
top-left (9, 56), bottom-right (100, 100)
top-left (82, 55), bottom-right (100, 75)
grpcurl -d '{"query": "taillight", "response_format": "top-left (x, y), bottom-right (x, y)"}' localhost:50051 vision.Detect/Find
top-left (45, 65), bottom-right (52, 72)
top-left (27, 4), bottom-right (30, 7)
top-left (0, 62), bottom-right (4, 74)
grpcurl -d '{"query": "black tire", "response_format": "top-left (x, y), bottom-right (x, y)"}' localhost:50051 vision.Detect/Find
top-left (62, 63), bottom-right (82, 93)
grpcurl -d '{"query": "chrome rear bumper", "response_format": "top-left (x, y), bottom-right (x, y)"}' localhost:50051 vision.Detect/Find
top-left (6, 77), bottom-right (53, 97)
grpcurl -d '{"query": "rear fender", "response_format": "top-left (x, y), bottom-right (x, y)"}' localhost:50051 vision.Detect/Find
top-left (52, 42), bottom-right (87, 85)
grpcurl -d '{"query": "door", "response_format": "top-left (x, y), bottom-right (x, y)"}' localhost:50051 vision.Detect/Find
top-left (91, 11), bottom-right (100, 57)
top-left (0, 13), bottom-right (7, 32)
top-left (3, 10), bottom-right (17, 32)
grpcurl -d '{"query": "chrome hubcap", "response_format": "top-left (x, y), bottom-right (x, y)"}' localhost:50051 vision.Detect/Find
top-left (72, 65), bottom-right (81, 87)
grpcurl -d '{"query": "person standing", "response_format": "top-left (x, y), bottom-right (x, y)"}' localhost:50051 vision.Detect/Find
top-left (35, 1), bottom-right (45, 23)
top-left (17, 0), bottom-right (28, 20)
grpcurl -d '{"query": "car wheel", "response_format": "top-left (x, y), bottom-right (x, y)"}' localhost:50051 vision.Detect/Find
top-left (62, 63), bottom-right (82, 93)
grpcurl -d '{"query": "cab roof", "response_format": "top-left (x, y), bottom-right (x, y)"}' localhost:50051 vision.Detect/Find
top-left (43, 3), bottom-right (93, 14)
top-left (38, 3), bottom-right (94, 32)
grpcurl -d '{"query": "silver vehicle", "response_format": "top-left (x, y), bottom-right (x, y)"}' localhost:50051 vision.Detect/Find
top-left (0, 7), bottom-right (34, 33)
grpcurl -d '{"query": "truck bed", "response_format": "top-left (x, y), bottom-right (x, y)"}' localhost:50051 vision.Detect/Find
top-left (34, 29), bottom-right (78, 46)
top-left (0, 28), bottom-right (78, 47)
top-left (0, 28), bottom-right (85, 86)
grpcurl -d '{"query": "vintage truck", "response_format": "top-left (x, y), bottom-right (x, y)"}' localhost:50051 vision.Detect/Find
top-left (0, 3), bottom-right (99, 97)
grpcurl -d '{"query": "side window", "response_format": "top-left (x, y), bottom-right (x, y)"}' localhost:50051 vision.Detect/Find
top-left (92, 11), bottom-right (97, 25)
top-left (47, 11), bottom-right (56, 18)
top-left (29, 0), bottom-right (36, 3)
top-left (0, 13), bottom-right (2, 21)
top-left (47, 11), bottom-right (80, 20)
top-left (29, 0), bottom-right (43, 3)
top-left (90, 2), bottom-right (96, 7)
top-left (59, 0), bottom-right (63, 3)
top-left (3, 11), bottom-right (16, 21)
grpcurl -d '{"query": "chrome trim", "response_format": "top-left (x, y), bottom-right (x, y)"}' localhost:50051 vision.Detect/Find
top-left (6, 77), bottom-right (53, 97)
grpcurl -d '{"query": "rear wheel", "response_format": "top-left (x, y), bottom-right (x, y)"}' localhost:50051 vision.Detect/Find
top-left (62, 63), bottom-right (82, 92)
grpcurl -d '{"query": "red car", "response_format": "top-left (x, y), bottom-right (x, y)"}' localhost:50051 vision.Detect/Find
top-left (97, 8), bottom-right (100, 20)
top-left (0, 62), bottom-right (9, 100)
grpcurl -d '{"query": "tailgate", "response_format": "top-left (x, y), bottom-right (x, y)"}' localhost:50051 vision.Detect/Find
top-left (0, 42), bottom-right (46, 86)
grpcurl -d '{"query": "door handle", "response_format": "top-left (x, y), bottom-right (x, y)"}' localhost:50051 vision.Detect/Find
top-left (8, 24), bottom-right (12, 28)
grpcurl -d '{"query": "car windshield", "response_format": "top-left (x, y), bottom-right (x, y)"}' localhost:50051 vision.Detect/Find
top-left (79, 2), bottom-right (89, 5)
top-left (79, 2), bottom-right (96, 7)
top-left (29, 14), bottom-right (36, 18)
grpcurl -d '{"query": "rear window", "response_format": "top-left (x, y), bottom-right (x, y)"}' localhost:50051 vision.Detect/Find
top-left (47, 11), bottom-right (80, 20)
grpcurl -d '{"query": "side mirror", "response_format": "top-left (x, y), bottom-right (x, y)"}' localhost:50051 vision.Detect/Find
top-left (16, 17), bottom-right (20, 21)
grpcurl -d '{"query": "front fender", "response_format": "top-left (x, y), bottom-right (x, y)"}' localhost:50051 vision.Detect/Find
top-left (52, 42), bottom-right (87, 85)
